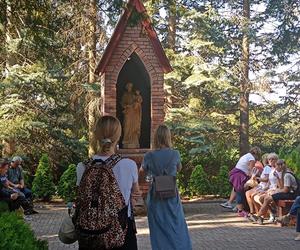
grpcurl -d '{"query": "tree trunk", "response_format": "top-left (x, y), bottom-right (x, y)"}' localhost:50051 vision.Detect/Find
top-left (164, 0), bottom-right (176, 113)
top-left (2, 139), bottom-right (16, 158)
top-left (86, 0), bottom-right (99, 157)
top-left (2, 0), bottom-right (16, 157)
top-left (239, 0), bottom-right (250, 156)
top-left (167, 0), bottom-right (176, 50)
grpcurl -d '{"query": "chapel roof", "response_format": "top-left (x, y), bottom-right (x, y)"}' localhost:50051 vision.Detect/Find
top-left (95, 0), bottom-right (172, 75)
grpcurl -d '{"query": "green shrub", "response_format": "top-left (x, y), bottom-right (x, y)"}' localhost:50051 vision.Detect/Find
top-left (188, 165), bottom-right (211, 196)
top-left (0, 201), bottom-right (9, 213)
top-left (23, 170), bottom-right (34, 189)
top-left (57, 164), bottom-right (77, 202)
top-left (214, 165), bottom-right (232, 197)
top-left (0, 212), bottom-right (48, 249)
top-left (279, 146), bottom-right (300, 177)
top-left (32, 154), bottom-right (56, 201)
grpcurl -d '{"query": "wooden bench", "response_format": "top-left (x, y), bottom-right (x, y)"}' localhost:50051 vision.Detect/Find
top-left (276, 200), bottom-right (296, 227)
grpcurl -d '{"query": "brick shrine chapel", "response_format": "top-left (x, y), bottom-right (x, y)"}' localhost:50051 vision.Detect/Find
top-left (95, 0), bottom-right (172, 153)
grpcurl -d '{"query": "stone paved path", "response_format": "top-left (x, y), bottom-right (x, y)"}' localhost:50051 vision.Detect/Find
top-left (28, 201), bottom-right (299, 250)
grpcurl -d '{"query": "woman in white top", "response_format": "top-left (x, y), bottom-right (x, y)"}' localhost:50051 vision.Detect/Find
top-left (246, 153), bottom-right (277, 222)
top-left (227, 147), bottom-right (261, 217)
top-left (252, 153), bottom-right (280, 221)
top-left (76, 116), bottom-right (140, 250)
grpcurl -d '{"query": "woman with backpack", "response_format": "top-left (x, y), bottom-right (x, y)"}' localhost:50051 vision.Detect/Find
top-left (140, 125), bottom-right (192, 250)
top-left (76, 115), bottom-right (139, 250)
top-left (254, 159), bottom-right (298, 225)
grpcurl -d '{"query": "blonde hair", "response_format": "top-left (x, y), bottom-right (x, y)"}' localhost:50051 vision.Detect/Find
top-left (249, 146), bottom-right (261, 161)
top-left (261, 153), bottom-right (268, 166)
top-left (267, 152), bottom-right (278, 161)
top-left (95, 116), bottom-right (121, 153)
top-left (154, 125), bottom-right (172, 149)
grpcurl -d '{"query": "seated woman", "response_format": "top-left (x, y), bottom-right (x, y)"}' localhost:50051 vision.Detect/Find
top-left (255, 159), bottom-right (298, 225)
top-left (246, 153), bottom-right (278, 222)
top-left (246, 154), bottom-right (272, 221)
top-left (277, 196), bottom-right (300, 241)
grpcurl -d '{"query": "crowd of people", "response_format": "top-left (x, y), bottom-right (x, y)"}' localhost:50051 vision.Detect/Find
top-left (0, 156), bottom-right (37, 215)
top-left (220, 148), bottom-right (300, 241)
top-left (2, 116), bottom-right (300, 248)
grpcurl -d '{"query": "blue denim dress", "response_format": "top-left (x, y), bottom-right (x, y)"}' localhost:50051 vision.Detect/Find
top-left (142, 148), bottom-right (192, 250)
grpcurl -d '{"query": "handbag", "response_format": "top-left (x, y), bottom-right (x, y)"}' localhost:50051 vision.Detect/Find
top-left (58, 215), bottom-right (78, 244)
top-left (154, 175), bottom-right (177, 199)
top-left (151, 153), bottom-right (177, 199)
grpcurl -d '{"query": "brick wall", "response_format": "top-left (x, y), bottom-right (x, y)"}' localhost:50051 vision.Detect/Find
top-left (101, 23), bottom-right (165, 148)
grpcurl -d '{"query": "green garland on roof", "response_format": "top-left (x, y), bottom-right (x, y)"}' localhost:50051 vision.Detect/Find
top-left (127, 4), bottom-right (148, 27)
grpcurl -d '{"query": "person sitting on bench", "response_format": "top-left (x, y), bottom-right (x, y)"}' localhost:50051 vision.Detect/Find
top-left (7, 156), bottom-right (38, 214)
top-left (254, 159), bottom-right (298, 225)
top-left (8, 156), bottom-right (31, 199)
top-left (0, 158), bottom-right (30, 212)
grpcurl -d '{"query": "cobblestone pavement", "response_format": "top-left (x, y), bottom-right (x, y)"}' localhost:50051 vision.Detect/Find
top-left (28, 201), bottom-right (299, 250)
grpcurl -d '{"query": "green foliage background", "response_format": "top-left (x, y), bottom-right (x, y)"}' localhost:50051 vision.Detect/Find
top-left (0, 1), bottom-right (299, 197)
top-left (279, 146), bottom-right (300, 177)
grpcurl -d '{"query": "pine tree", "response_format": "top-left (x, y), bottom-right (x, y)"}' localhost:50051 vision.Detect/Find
top-left (32, 154), bottom-right (56, 201)
top-left (57, 164), bottom-right (77, 202)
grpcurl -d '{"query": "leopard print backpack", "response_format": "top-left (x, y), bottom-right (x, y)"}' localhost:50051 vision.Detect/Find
top-left (75, 154), bottom-right (128, 249)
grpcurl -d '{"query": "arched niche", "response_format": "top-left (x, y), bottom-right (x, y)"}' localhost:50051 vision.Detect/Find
top-left (116, 52), bottom-right (151, 149)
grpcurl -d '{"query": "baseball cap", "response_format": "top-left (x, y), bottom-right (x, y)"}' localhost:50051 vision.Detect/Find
top-left (12, 156), bottom-right (23, 162)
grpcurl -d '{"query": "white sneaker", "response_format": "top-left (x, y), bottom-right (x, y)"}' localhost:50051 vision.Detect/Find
top-left (295, 234), bottom-right (300, 241)
top-left (24, 215), bottom-right (32, 221)
top-left (268, 214), bottom-right (276, 223)
top-left (220, 201), bottom-right (234, 209)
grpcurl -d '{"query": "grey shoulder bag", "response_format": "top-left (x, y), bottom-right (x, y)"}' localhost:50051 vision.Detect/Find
top-left (151, 152), bottom-right (177, 199)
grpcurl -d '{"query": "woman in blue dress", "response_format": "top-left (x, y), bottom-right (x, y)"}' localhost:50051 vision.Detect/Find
top-left (140, 125), bottom-right (192, 250)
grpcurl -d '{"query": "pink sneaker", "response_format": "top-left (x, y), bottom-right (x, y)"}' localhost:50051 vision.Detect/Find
top-left (237, 210), bottom-right (248, 218)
